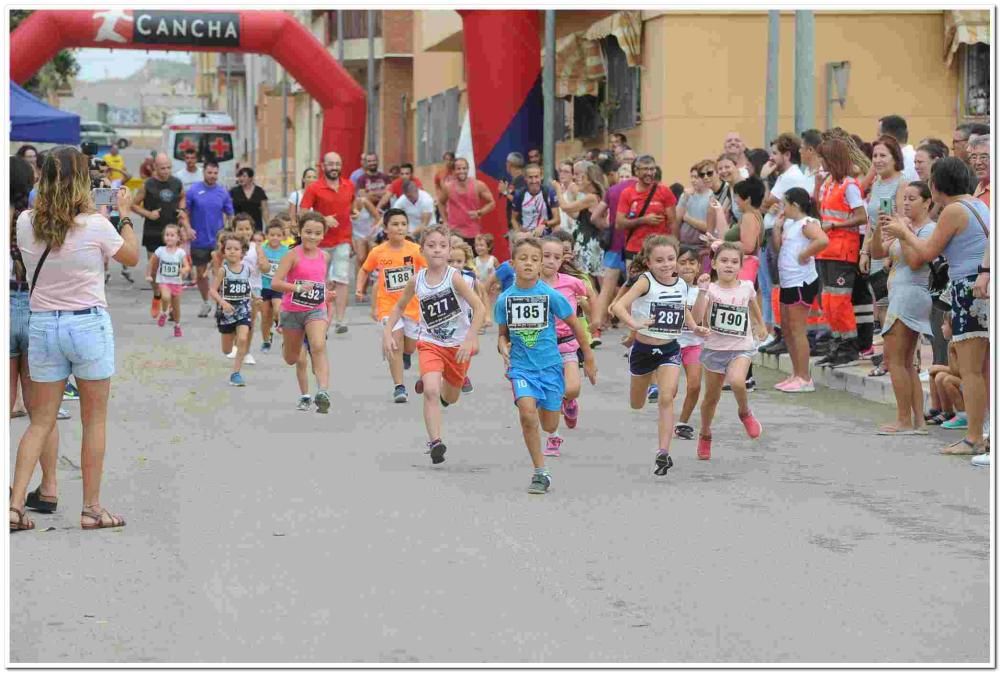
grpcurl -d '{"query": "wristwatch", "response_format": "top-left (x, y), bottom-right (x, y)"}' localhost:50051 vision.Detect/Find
top-left (978, 265), bottom-right (990, 274)
top-left (119, 217), bottom-right (134, 229)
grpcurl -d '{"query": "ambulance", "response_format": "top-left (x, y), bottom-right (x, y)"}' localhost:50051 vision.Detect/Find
top-left (162, 111), bottom-right (238, 187)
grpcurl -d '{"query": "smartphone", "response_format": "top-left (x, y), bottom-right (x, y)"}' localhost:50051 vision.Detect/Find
top-left (92, 187), bottom-right (116, 207)
top-left (879, 197), bottom-right (893, 215)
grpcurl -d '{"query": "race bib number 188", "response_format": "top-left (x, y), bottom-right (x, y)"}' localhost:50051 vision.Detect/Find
top-left (710, 302), bottom-right (748, 336)
top-left (506, 295), bottom-right (549, 331)
top-left (384, 266), bottom-right (413, 292)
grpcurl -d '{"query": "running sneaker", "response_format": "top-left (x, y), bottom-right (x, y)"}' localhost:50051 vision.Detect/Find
top-left (859, 347), bottom-right (876, 359)
top-left (562, 398), bottom-right (579, 429)
top-left (226, 347), bottom-right (237, 359)
top-left (757, 334), bottom-right (777, 351)
top-left (174, 325), bottom-right (183, 338)
top-left (57, 407), bottom-right (71, 420)
top-left (544, 436), bottom-right (563, 457)
top-left (653, 451), bottom-right (674, 475)
top-left (335, 323), bottom-right (348, 335)
top-left (121, 268), bottom-right (134, 284)
top-left (63, 382), bottom-right (80, 401)
top-left (150, 296), bottom-right (160, 319)
top-left (674, 423), bottom-right (694, 440)
top-left (780, 378), bottom-right (815, 393)
top-left (923, 408), bottom-right (942, 422)
top-left (428, 439), bottom-right (447, 465)
top-left (229, 372), bottom-right (246, 387)
top-left (942, 415), bottom-right (969, 430)
top-left (745, 377), bottom-right (757, 392)
top-left (527, 472), bottom-right (552, 494)
top-left (462, 377), bottom-right (474, 393)
top-left (415, 379), bottom-right (424, 395)
top-left (296, 395), bottom-right (312, 411)
top-left (722, 382), bottom-right (732, 392)
top-left (198, 302), bottom-right (212, 318)
top-left (824, 346), bottom-right (860, 368)
top-left (243, 353), bottom-right (256, 366)
top-left (590, 329), bottom-right (602, 348)
top-left (762, 338), bottom-right (788, 355)
top-left (918, 370), bottom-right (930, 383)
top-left (393, 384), bottom-right (408, 403)
top-left (971, 453), bottom-right (991, 467)
top-left (261, 341), bottom-right (272, 354)
top-left (697, 435), bottom-right (712, 460)
top-left (402, 353), bottom-right (412, 370)
top-left (739, 409), bottom-right (763, 439)
top-left (156, 313), bottom-right (166, 328)
top-left (314, 391), bottom-right (331, 414)
top-left (774, 376), bottom-right (796, 391)
top-left (647, 384), bottom-right (659, 402)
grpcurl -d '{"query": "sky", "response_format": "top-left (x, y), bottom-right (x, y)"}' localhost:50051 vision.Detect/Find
top-left (75, 49), bottom-right (193, 81)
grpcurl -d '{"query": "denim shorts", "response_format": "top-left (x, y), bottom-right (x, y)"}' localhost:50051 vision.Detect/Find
top-left (602, 250), bottom-right (626, 274)
top-left (10, 291), bottom-right (30, 358)
top-left (28, 307), bottom-right (115, 382)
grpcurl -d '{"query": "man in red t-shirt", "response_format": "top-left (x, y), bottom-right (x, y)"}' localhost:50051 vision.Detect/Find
top-left (616, 155), bottom-right (677, 259)
top-left (300, 151), bottom-right (356, 333)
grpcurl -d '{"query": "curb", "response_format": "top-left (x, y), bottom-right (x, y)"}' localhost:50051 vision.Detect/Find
top-left (754, 352), bottom-right (932, 407)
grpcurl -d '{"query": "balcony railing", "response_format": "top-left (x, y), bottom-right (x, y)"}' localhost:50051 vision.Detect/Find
top-left (328, 10), bottom-right (382, 41)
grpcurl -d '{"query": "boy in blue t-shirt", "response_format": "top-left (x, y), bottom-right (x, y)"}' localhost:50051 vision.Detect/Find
top-left (496, 238), bottom-right (597, 494)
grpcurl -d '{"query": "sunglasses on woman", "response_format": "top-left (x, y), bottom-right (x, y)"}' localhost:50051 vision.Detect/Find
top-left (698, 170), bottom-right (715, 178)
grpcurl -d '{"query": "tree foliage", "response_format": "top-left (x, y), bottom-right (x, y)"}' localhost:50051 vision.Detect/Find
top-left (10, 10), bottom-right (80, 96)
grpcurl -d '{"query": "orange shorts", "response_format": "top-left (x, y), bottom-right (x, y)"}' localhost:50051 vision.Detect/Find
top-left (417, 341), bottom-right (471, 388)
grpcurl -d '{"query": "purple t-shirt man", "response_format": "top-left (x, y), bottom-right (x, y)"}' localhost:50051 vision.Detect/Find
top-left (187, 181), bottom-right (234, 250)
top-left (604, 177), bottom-right (637, 255)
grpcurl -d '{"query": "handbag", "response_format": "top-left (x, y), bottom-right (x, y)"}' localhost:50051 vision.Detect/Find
top-left (869, 267), bottom-right (889, 302)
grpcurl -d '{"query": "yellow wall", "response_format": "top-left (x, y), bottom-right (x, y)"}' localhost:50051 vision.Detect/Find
top-left (640, 11), bottom-right (958, 181)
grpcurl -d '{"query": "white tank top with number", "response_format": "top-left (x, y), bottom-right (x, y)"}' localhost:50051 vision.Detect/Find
top-left (631, 272), bottom-right (688, 341)
top-left (221, 259), bottom-right (252, 303)
top-left (415, 267), bottom-right (471, 348)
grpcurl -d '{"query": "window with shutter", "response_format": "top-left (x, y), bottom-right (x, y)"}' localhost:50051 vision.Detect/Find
top-left (963, 43), bottom-right (990, 118)
top-left (603, 36), bottom-right (640, 131)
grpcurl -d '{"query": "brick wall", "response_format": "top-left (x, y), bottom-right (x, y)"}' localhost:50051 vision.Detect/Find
top-left (378, 57), bottom-right (414, 168)
top-left (382, 10), bottom-right (413, 54)
top-left (254, 87), bottom-right (296, 196)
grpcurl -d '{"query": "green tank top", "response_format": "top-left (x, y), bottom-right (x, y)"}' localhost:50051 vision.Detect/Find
top-left (723, 211), bottom-right (763, 252)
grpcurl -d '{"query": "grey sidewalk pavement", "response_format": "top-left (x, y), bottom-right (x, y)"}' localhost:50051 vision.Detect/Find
top-left (8, 276), bottom-right (991, 665)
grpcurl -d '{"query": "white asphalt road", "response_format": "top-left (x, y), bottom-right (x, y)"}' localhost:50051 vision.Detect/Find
top-left (8, 260), bottom-right (991, 664)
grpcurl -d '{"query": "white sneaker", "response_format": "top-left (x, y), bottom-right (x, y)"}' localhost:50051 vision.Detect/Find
top-left (971, 453), bottom-right (991, 467)
top-left (57, 407), bottom-right (71, 420)
top-left (759, 334), bottom-right (777, 349)
top-left (243, 353), bottom-right (256, 365)
top-left (918, 370), bottom-right (930, 383)
top-left (226, 347), bottom-right (237, 359)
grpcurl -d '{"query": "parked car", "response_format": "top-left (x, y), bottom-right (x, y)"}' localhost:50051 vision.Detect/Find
top-left (80, 121), bottom-right (129, 149)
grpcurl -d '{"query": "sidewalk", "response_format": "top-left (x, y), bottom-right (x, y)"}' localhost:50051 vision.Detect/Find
top-left (754, 340), bottom-right (934, 407)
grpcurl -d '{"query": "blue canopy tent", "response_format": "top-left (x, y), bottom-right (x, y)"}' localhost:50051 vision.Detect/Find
top-left (10, 81), bottom-right (80, 144)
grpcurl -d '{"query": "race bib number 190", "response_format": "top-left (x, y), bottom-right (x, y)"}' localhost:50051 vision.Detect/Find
top-left (710, 302), bottom-right (748, 336)
top-left (506, 295), bottom-right (549, 331)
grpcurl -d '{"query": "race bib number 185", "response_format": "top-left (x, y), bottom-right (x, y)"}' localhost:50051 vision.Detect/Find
top-left (506, 295), bottom-right (549, 331)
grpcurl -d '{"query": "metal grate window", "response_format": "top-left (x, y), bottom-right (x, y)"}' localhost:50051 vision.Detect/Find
top-left (602, 36), bottom-right (640, 131)
top-left (964, 43), bottom-right (990, 118)
top-left (573, 82), bottom-right (605, 140)
top-left (416, 87), bottom-right (460, 166)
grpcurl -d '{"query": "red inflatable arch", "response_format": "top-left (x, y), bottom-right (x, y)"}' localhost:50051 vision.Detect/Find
top-left (10, 10), bottom-right (366, 173)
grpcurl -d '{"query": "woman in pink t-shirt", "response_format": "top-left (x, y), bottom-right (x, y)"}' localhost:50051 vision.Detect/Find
top-left (691, 242), bottom-right (767, 460)
top-left (10, 146), bottom-right (139, 532)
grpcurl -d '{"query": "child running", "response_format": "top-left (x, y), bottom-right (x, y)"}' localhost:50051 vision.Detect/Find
top-left (231, 214), bottom-right (268, 364)
top-left (210, 234), bottom-right (254, 386)
top-left (448, 242), bottom-right (480, 392)
top-left (383, 226), bottom-right (486, 464)
top-left (497, 238), bottom-right (597, 494)
top-left (673, 245), bottom-right (705, 439)
top-left (691, 242), bottom-right (768, 459)
top-left (270, 210), bottom-right (335, 413)
top-left (539, 237), bottom-right (598, 456)
top-left (357, 208), bottom-right (427, 403)
top-left (148, 224), bottom-right (190, 337)
top-left (260, 219), bottom-right (291, 353)
top-left (612, 235), bottom-right (700, 475)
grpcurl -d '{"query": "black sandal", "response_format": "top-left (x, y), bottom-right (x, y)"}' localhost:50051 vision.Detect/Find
top-left (25, 487), bottom-right (57, 513)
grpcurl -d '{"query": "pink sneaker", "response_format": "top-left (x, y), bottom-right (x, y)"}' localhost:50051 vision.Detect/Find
top-left (740, 410), bottom-right (763, 439)
top-left (773, 376), bottom-right (795, 391)
top-left (781, 378), bottom-right (815, 393)
top-left (697, 434), bottom-right (712, 460)
top-left (157, 313), bottom-right (167, 327)
top-left (544, 436), bottom-right (563, 457)
top-left (562, 398), bottom-right (579, 429)
top-left (173, 324), bottom-right (183, 338)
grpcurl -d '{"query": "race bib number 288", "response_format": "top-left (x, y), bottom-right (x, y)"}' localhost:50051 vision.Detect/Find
top-left (506, 295), bottom-right (549, 331)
